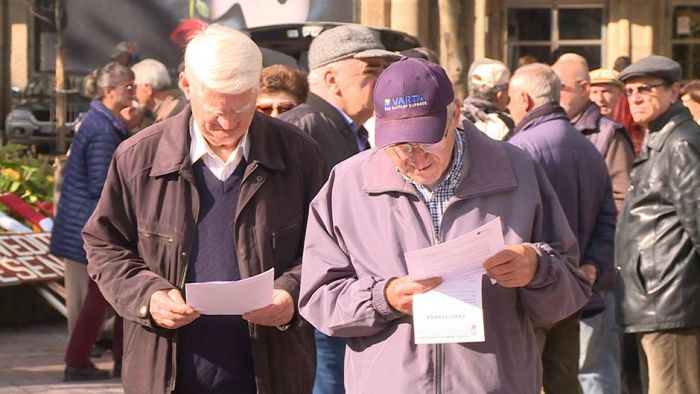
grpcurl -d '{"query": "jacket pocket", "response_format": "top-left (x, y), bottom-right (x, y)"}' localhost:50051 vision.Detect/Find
top-left (137, 222), bottom-right (177, 274)
top-left (637, 249), bottom-right (660, 294)
top-left (271, 219), bottom-right (303, 265)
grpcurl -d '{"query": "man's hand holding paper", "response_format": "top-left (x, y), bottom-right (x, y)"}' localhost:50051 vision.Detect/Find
top-left (483, 244), bottom-right (539, 287)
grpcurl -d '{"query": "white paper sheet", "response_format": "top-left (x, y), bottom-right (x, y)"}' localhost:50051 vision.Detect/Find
top-left (405, 217), bottom-right (504, 344)
top-left (185, 268), bottom-right (274, 315)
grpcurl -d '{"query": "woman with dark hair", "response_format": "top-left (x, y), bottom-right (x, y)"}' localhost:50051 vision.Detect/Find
top-left (50, 61), bottom-right (134, 381)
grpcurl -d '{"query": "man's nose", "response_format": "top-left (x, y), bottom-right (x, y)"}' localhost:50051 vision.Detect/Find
top-left (216, 114), bottom-right (236, 130)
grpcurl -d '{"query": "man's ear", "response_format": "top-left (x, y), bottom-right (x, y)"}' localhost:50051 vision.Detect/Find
top-left (453, 98), bottom-right (462, 122)
top-left (324, 68), bottom-right (340, 95)
top-left (670, 81), bottom-right (682, 103)
top-left (524, 92), bottom-right (535, 112)
top-left (179, 72), bottom-right (191, 100)
top-left (580, 80), bottom-right (591, 95)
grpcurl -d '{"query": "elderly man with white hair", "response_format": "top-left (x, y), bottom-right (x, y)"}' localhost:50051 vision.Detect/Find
top-left (82, 24), bottom-right (327, 393)
top-left (131, 58), bottom-right (186, 129)
top-left (508, 63), bottom-right (616, 394)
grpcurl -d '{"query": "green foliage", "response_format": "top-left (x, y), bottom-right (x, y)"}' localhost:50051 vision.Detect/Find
top-left (0, 144), bottom-right (54, 207)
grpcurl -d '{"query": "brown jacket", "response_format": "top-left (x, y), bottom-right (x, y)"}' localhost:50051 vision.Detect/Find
top-left (83, 106), bottom-right (327, 393)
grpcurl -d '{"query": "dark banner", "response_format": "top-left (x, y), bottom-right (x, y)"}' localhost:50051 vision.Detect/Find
top-left (0, 233), bottom-right (64, 286)
top-left (53, 0), bottom-right (355, 73)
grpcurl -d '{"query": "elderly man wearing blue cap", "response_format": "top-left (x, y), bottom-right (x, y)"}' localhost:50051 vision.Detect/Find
top-left (615, 55), bottom-right (700, 394)
top-left (299, 57), bottom-right (591, 393)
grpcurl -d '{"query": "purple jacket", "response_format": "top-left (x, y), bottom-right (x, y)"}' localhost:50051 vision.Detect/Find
top-left (509, 104), bottom-right (616, 276)
top-left (299, 122), bottom-right (591, 393)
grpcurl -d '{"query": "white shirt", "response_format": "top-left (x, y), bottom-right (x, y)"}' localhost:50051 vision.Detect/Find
top-left (189, 120), bottom-right (250, 181)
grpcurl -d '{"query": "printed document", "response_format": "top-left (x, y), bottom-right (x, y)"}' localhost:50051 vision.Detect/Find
top-left (185, 268), bottom-right (274, 315)
top-left (405, 217), bottom-right (504, 344)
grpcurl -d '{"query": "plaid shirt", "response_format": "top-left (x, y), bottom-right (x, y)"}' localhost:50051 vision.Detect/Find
top-left (406, 128), bottom-right (466, 238)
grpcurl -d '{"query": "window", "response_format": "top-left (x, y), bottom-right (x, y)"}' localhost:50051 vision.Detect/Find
top-left (671, 5), bottom-right (700, 79)
top-left (507, 6), bottom-right (604, 70)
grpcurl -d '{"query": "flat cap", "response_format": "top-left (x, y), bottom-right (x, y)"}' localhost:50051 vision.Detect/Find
top-left (308, 24), bottom-right (401, 70)
top-left (618, 55), bottom-right (682, 83)
top-left (589, 68), bottom-right (623, 88)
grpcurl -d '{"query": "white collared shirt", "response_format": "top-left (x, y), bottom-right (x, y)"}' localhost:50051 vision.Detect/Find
top-left (189, 120), bottom-right (250, 181)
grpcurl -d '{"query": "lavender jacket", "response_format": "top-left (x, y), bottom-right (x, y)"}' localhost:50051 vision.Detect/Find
top-left (299, 122), bottom-right (591, 394)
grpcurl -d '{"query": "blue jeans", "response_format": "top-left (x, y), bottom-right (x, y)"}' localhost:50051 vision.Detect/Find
top-left (579, 291), bottom-right (622, 394)
top-left (313, 330), bottom-right (346, 394)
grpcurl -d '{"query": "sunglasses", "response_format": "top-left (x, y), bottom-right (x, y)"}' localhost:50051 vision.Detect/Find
top-left (624, 83), bottom-right (668, 97)
top-left (256, 103), bottom-right (296, 116)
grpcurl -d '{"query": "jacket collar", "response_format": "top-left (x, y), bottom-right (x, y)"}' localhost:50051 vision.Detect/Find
top-left (573, 101), bottom-right (601, 134)
top-left (90, 99), bottom-right (129, 139)
top-left (512, 102), bottom-right (568, 135)
top-left (647, 102), bottom-right (694, 152)
top-left (307, 92), bottom-right (356, 141)
top-left (363, 121), bottom-right (517, 198)
top-left (150, 106), bottom-right (285, 177)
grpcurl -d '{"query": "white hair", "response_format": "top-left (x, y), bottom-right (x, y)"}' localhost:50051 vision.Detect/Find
top-left (132, 59), bottom-right (171, 91)
top-left (511, 63), bottom-right (561, 107)
top-left (184, 24), bottom-right (262, 94)
top-left (553, 53), bottom-right (590, 82)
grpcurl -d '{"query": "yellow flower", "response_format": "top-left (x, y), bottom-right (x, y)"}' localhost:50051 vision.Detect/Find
top-left (2, 168), bottom-right (21, 181)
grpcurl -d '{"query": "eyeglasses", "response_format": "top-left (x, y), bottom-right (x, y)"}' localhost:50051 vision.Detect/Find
top-left (113, 83), bottom-right (134, 92)
top-left (387, 128), bottom-right (450, 163)
top-left (624, 83), bottom-right (668, 97)
top-left (560, 79), bottom-right (584, 93)
top-left (256, 103), bottom-right (296, 116)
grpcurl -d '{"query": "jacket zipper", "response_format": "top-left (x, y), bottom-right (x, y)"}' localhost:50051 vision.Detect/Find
top-left (169, 181), bottom-right (200, 392)
top-left (433, 230), bottom-right (444, 394)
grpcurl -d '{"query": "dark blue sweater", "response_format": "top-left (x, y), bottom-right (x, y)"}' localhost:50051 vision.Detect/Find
top-left (50, 100), bottom-right (128, 263)
top-left (175, 159), bottom-right (255, 394)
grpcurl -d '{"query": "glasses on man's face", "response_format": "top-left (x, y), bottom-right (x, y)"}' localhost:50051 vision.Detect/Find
top-left (624, 83), bottom-right (668, 97)
top-left (560, 80), bottom-right (584, 93)
top-left (387, 129), bottom-right (450, 163)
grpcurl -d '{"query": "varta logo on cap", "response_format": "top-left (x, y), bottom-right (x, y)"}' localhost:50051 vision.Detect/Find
top-left (383, 94), bottom-right (428, 111)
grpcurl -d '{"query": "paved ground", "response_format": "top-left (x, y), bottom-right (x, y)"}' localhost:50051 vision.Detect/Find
top-left (0, 321), bottom-right (123, 393)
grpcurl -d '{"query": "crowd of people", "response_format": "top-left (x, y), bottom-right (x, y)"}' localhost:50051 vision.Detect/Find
top-left (47, 22), bottom-right (700, 394)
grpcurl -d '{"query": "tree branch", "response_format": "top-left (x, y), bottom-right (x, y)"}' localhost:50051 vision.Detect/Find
top-left (22, 0), bottom-right (52, 24)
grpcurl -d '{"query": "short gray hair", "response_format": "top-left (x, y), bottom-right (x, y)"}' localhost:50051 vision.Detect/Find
top-left (510, 63), bottom-right (561, 107)
top-left (132, 59), bottom-right (172, 91)
top-left (184, 24), bottom-right (262, 94)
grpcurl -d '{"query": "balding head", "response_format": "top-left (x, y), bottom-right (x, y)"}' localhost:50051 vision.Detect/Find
top-left (552, 53), bottom-right (591, 119)
top-left (508, 63), bottom-right (561, 125)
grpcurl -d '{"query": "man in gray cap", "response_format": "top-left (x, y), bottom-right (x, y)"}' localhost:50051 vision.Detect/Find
top-left (616, 55), bottom-right (700, 394)
top-left (281, 24), bottom-right (399, 168)
top-left (279, 23), bottom-right (399, 393)
top-left (460, 58), bottom-right (515, 140)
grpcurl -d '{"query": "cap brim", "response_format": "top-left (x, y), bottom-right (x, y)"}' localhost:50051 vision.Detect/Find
top-left (353, 49), bottom-right (403, 61)
top-left (374, 111), bottom-right (447, 149)
top-left (591, 79), bottom-right (624, 88)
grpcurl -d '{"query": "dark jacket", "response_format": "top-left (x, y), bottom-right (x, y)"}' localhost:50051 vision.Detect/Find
top-left (279, 92), bottom-right (360, 168)
top-left (574, 101), bottom-right (634, 216)
top-left (509, 103), bottom-right (616, 282)
top-left (50, 100), bottom-right (129, 263)
top-left (574, 101), bottom-right (634, 291)
top-left (615, 102), bottom-right (700, 333)
top-left (82, 107), bottom-right (328, 393)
